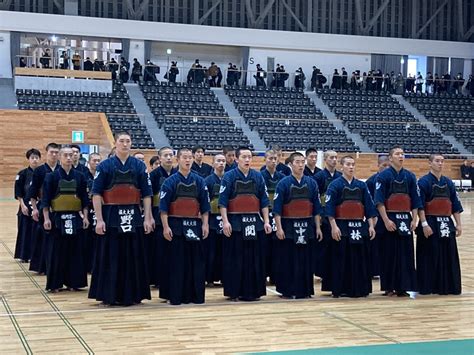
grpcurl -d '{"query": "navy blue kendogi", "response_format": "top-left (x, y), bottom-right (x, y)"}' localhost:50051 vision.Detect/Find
top-left (204, 171), bottom-right (225, 284)
top-left (416, 173), bottom-right (463, 295)
top-left (260, 167), bottom-right (285, 284)
top-left (218, 168), bottom-right (270, 300)
top-left (159, 171), bottom-right (210, 305)
top-left (89, 155), bottom-right (152, 306)
top-left (149, 165), bottom-right (177, 287)
top-left (314, 168), bottom-right (342, 287)
top-left (366, 172), bottom-right (383, 277)
top-left (326, 177), bottom-right (377, 297)
top-left (26, 162), bottom-right (59, 274)
top-left (375, 167), bottom-right (422, 294)
top-left (273, 175), bottom-right (321, 298)
top-left (14, 166), bottom-right (35, 262)
top-left (42, 167), bottom-right (89, 291)
top-left (260, 162), bottom-right (291, 176)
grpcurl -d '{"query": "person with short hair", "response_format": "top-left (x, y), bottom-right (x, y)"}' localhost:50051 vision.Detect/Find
top-left (42, 145), bottom-right (89, 292)
top-left (314, 150), bottom-right (341, 288)
top-left (148, 147), bottom-right (177, 287)
top-left (273, 152), bottom-right (322, 299)
top-left (304, 148), bottom-right (321, 177)
top-left (70, 144), bottom-right (89, 176)
top-left (27, 142), bottom-right (60, 274)
top-left (416, 154), bottom-right (463, 295)
top-left (326, 156), bottom-right (377, 298)
top-left (133, 151), bottom-right (145, 163)
top-left (204, 154), bottom-right (227, 285)
top-left (88, 132), bottom-right (154, 306)
top-left (84, 152), bottom-right (101, 273)
top-left (365, 155), bottom-right (390, 278)
top-left (149, 155), bottom-right (160, 171)
top-left (159, 148), bottom-right (210, 305)
top-left (218, 147), bottom-right (272, 301)
top-left (260, 149), bottom-right (285, 285)
top-left (374, 146), bottom-right (422, 297)
top-left (191, 145), bottom-right (212, 178)
top-left (14, 148), bottom-right (41, 263)
top-left (223, 145), bottom-right (237, 172)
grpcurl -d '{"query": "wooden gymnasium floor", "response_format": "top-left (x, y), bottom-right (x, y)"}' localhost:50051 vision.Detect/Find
top-left (0, 197), bottom-right (473, 354)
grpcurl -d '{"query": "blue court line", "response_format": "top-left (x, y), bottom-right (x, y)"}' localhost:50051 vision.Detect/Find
top-left (251, 339), bottom-right (474, 355)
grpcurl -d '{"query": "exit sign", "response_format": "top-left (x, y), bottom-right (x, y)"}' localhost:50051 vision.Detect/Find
top-left (72, 131), bottom-right (84, 143)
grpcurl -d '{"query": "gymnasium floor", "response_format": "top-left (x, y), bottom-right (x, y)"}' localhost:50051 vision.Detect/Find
top-left (0, 197), bottom-right (473, 354)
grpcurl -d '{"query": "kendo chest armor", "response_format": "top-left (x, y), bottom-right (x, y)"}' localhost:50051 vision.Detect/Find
top-left (385, 180), bottom-right (411, 212)
top-left (103, 170), bottom-right (141, 205)
top-left (210, 183), bottom-right (221, 214)
top-left (228, 180), bottom-right (260, 214)
top-left (51, 179), bottom-right (82, 212)
top-left (266, 178), bottom-right (279, 209)
top-left (169, 182), bottom-right (200, 218)
top-left (282, 184), bottom-right (313, 219)
top-left (153, 176), bottom-right (166, 207)
top-left (335, 186), bottom-right (365, 220)
top-left (424, 184), bottom-right (452, 216)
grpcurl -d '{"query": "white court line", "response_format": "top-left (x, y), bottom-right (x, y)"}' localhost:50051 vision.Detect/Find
top-left (1, 291), bottom-right (473, 318)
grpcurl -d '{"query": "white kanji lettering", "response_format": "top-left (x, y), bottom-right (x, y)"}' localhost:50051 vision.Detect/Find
top-left (244, 225), bottom-right (256, 237)
top-left (439, 221), bottom-right (450, 238)
top-left (350, 229), bottom-right (362, 241)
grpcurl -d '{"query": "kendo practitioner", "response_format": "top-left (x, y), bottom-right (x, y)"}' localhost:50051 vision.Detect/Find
top-left (149, 146), bottom-right (177, 287)
top-left (259, 144), bottom-right (291, 176)
top-left (191, 145), bottom-right (212, 178)
top-left (326, 156), bottom-right (377, 298)
top-left (314, 151), bottom-right (341, 287)
top-left (84, 153), bottom-right (101, 273)
top-left (204, 154), bottom-right (226, 286)
top-left (304, 148), bottom-right (322, 177)
top-left (219, 147), bottom-right (272, 301)
top-left (374, 147), bottom-right (421, 297)
top-left (416, 154), bottom-right (463, 295)
top-left (42, 146), bottom-right (89, 292)
top-left (71, 144), bottom-right (90, 176)
top-left (223, 145), bottom-right (237, 172)
top-left (89, 131), bottom-right (155, 306)
top-left (27, 142), bottom-right (60, 274)
top-left (159, 148), bottom-right (210, 305)
top-left (273, 152), bottom-right (322, 299)
top-left (365, 155), bottom-right (390, 278)
top-left (260, 149), bottom-right (285, 285)
top-left (14, 148), bottom-right (41, 262)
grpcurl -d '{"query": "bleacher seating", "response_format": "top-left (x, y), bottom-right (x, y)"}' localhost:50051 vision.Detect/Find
top-left (140, 81), bottom-right (251, 150)
top-left (317, 88), bottom-right (458, 154)
top-left (403, 92), bottom-right (473, 153)
top-left (16, 80), bottom-right (155, 149)
top-left (225, 85), bottom-right (359, 151)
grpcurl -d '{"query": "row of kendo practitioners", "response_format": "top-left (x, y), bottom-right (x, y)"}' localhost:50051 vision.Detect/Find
top-left (14, 133), bottom-right (463, 306)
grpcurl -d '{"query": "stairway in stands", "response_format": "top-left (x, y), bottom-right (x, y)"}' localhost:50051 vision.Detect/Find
top-left (212, 88), bottom-right (266, 151)
top-left (125, 83), bottom-right (169, 148)
top-left (0, 79), bottom-right (17, 109)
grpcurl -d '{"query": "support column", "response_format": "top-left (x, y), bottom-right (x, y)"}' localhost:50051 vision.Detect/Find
top-left (0, 31), bottom-right (13, 79)
top-left (129, 40), bottom-right (145, 67)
